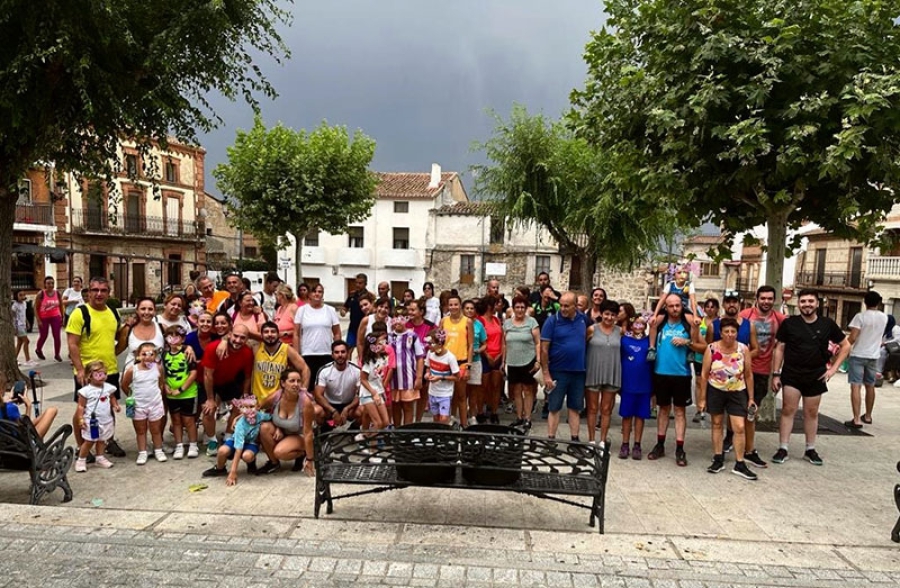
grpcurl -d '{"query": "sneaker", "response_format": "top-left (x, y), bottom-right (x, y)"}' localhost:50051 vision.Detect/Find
top-left (489, 413), bottom-right (500, 425)
top-left (95, 455), bottom-right (114, 469)
top-left (292, 458), bottom-right (305, 472)
top-left (256, 460), bottom-right (281, 475)
top-left (732, 461), bottom-right (759, 480)
top-left (468, 417), bottom-right (478, 426)
top-left (707, 458), bottom-right (725, 473)
top-left (74, 457), bottom-right (87, 472)
top-left (187, 444), bottom-right (199, 459)
top-left (743, 450), bottom-right (768, 468)
top-left (54, 355), bottom-right (63, 362)
top-left (647, 443), bottom-right (665, 460)
top-left (35, 350), bottom-right (45, 360)
top-left (522, 419), bottom-right (532, 432)
top-left (631, 444), bottom-right (642, 460)
top-left (675, 449), bottom-right (688, 467)
top-left (136, 451), bottom-right (148, 466)
top-left (206, 440), bottom-right (218, 457)
top-left (618, 443), bottom-right (630, 459)
top-left (247, 461), bottom-right (258, 474)
top-left (173, 445), bottom-right (185, 460)
top-left (202, 466), bottom-right (227, 477)
top-left (723, 435), bottom-right (734, 454)
top-left (86, 452), bottom-right (96, 464)
top-left (154, 448), bottom-right (167, 462)
top-left (692, 411), bottom-right (702, 423)
top-left (106, 438), bottom-right (126, 457)
top-left (650, 406), bottom-right (658, 419)
top-left (772, 448), bottom-right (789, 464)
top-left (803, 448), bottom-right (823, 466)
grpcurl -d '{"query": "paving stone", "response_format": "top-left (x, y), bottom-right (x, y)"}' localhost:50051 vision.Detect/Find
top-left (413, 563), bottom-right (440, 579)
top-left (520, 569), bottom-right (547, 586)
top-left (362, 560), bottom-right (389, 576)
top-left (466, 567), bottom-right (492, 582)
top-left (254, 554), bottom-right (284, 569)
top-left (307, 556), bottom-right (337, 573)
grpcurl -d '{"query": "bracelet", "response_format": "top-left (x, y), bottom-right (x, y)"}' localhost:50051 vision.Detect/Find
top-left (773, 372), bottom-right (781, 377)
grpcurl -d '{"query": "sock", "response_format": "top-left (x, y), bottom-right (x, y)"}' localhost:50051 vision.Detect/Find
top-left (676, 440), bottom-right (684, 451)
top-left (571, 436), bottom-right (580, 442)
top-left (657, 434), bottom-right (666, 445)
top-left (779, 443), bottom-right (789, 450)
top-left (805, 443), bottom-right (815, 451)
top-left (188, 442), bottom-right (198, 449)
top-left (634, 442), bottom-right (641, 447)
top-left (204, 435), bottom-right (214, 443)
top-left (714, 453), bottom-right (724, 461)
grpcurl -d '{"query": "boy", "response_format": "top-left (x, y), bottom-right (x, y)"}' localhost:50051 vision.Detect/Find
top-left (424, 328), bottom-right (459, 425)
top-left (202, 395), bottom-right (270, 485)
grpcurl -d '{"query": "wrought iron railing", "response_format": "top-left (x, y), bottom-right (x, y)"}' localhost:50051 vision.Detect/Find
top-left (15, 203), bottom-right (53, 226)
top-left (71, 208), bottom-right (202, 239)
top-left (796, 270), bottom-right (865, 289)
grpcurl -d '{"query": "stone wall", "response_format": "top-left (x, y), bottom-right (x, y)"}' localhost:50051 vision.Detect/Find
top-left (558, 257), bottom-right (656, 310)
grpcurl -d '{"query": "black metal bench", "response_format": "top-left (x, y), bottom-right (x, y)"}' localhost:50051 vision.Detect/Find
top-left (313, 427), bottom-right (611, 532)
top-left (0, 416), bottom-right (75, 505)
top-left (893, 461), bottom-right (900, 543)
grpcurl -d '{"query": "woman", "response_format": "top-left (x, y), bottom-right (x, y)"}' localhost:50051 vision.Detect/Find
top-left (273, 284), bottom-right (299, 346)
top-left (585, 300), bottom-right (622, 447)
top-left (476, 296), bottom-right (505, 424)
top-left (402, 288), bottom-right (416, 309)
top-left (462, 299), bottom-right (487, 424)
top-left (35, 276), bottom-right (63, 362)
top-left (61, 276), bottom-right (84, 326)
top-left (183, 283), bottom-right (200, 304)
top-left (422, 282), bottom-right (441, 325)
top-left (406, 298), bottom-right (434, 421)
top-left (506, 286), bottom-right (532, 319)
top-left (257, 367), bottom-right (320, 476)
top-left (293, 284), bottom-right (341, 389)
top-left (503, 295), bottom-right (541, 430)
top-left (440, 294), bottom-right (474, 426)
top-left (698, 317), bottom-right (756, 480)
top-left (588, 288), bottom-right (608, 324)
top-left (118, 297), bottom-right (165, 371)
top-left (356, 297), bottom-right (392, 360)
top-left (617, 302), bottom-right (636, 333)
top-left (297, 283), bottom-right (310, 306)
top-left (157, 293), bottom-right (192, 332)
top-left (185, 311), bottom-right (220, 361)
top-left (231, 290), bottom-right (264, 350)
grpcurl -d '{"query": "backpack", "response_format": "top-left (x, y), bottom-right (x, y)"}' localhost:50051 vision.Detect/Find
top-left (79, 304), bottom-right (120, 338)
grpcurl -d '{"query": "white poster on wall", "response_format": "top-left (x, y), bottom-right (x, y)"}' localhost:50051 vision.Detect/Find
top-left (485, 262), bottom-right (507, 276)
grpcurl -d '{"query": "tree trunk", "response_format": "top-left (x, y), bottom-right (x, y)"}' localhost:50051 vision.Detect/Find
top-left (757, 211), bottom-right (789, 424)
top-left (581, 249), bottom-right (597, 296)
top-left (293, 232), bottom-right (304, 291)
top-left (0, 188), bottom-right (25, 388)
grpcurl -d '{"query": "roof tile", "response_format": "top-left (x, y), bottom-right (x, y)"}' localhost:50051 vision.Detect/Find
top-left (376, 172), bottom-right (457, 199)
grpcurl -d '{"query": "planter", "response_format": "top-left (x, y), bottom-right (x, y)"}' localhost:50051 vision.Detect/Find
top-left (394, 422), bottom-right (456, 485)
top-left (461, 424), bottom-right (524, 486)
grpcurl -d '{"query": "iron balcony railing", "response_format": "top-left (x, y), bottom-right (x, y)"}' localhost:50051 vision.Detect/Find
top-left (71, 208), bottom-right (203, 239)
top-left (796, 270), bottom-right (865, 289)
top-left (15, 203), bottom-right (53, 226)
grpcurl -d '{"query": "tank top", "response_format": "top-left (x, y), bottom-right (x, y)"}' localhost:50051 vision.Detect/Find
top-left (162, 348), bottom-right (198, 400)
top-left (273, 305), bottom-right (295, 345)
top-left (123, 322), bottom-right (165, 370)
top-left (441, 315), bottom-right (470, 364)
top-left (478, 315), bottom-right (503, 358)
top-left (271, 395), bottom-right (304, 434)
top-left (232, 311), bottom-right (261, 351)
top-left (252, 343), bottom-right (290, 402)
top-left (707, 342), bottom-right (747, 391)
top-left (37, 290), bottom-right (61, 319)
top-left (130, 364), bottom-right (161, 407)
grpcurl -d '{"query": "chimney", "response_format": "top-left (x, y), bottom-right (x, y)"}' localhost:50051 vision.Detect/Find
top-left (428, 163), bottom-right (441, 189)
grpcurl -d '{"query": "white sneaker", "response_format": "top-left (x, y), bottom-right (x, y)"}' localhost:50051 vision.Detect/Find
top-left (75, 458), bottom-right (87, 472)
top-left (154, 448), bottom-right (167, 462)
top-left (468, 417), bottom-right (478, 426)
top-left (95, 455), bottom-right (114, 469)
top-left (894, 379), bottom-right (900, 388)
top-left (354, 433), bottom-right (366, 443)
top-left (173, 444), bottom-right (185, 460)
top-left (136, 451), bottom-right (148, 466)
top-left (187, 443), bottom-right (199, 459)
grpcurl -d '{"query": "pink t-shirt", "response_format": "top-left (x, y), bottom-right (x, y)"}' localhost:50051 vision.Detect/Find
top-left (740, 307), bottom-right (786, 374)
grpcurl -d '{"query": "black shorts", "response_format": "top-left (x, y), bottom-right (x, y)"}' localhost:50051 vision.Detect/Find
top-left (507, 360), bottom-right (537, 385)
top-left (319, 402), bottom-right (352, 434)
top-left (781, 372), bottom-right (828, 397)
top-left (706, 386), bottom-right (749, 417)
top-left (213, 377), bottom-right (244, 403)
top-left (168, 396), bottom-right (199, 417)
top-left (303, 354), bottom-right (333, 390)
top-left (73, 373), bottom-right (120, 402)
top-left (653, 374), bottom-right (692, 408)
top-left (752, 373), bottom-right (769, 405)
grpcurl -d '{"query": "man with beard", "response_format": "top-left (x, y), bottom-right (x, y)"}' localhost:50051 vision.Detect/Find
top-left (252, 322), bottom-right (310, 405)
top-left (341, 273), bottom-right (370, 349)
top-left (201, 325), bottom-right (255, 453)
top-left (770, 290), bottom-right (850, 466)
top-left (529, 272), bottom-right (560, 306)
top-left (314, 340), bottom-right (362, 432)
top-left (216, 273), bottom-right (245, 315)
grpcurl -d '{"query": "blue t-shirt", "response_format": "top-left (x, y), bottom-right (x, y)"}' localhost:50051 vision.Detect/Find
top-left (1, 402), bottom-right (22, 421)
top-left (185, 332), bottom-right (220, 361)
top-left (711, 318), bottom-right (751, 345)
top-left (541, 311), bottom-right (590, 372)
top-left (655, 319), bottom-right (692, 377)
top-left (621, 335), bottom-right (652, 394)
top-left (472, 320), bottom-right (487, 362)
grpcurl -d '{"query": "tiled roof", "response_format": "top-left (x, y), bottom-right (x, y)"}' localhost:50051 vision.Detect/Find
top-left (376, 172), bottom-right (458, 199)
top-left (434, 201), bottom-right (498, 216)
top-left (684, 234), bottom-right (725, 245)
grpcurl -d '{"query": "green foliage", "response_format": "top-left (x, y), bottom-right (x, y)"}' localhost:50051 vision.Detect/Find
top-left (233, 258), bottom-right (270, 272)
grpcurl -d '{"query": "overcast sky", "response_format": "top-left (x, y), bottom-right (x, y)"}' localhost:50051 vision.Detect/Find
top-left (198, 1), bottom-right (607, 199)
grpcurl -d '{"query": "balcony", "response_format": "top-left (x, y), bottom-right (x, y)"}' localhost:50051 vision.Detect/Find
top-left (381, 248), bottom-right (420, 268)
top-left (867, 257), bottom-right (900, 281)
top-left (71, 208), bottom-right (201, 240)
top-left (796, 270), bottom-right (865, 290)
top-left (301, 246), bottom-right (326, 265)
top-left (15, 203), bottom-right (53, 226)
top-left (338, 247), bottom-right (372, 267)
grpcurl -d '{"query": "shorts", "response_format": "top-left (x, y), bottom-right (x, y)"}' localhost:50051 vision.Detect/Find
top-left (619, 392), bottom-right (652, 419)
top-left (132, 400), bottom-right (165, 421)
top-left (213, 379), bottom-right (244, 403)
top-left (429, 395), bottom-right (452, 416)
top-left (546, 370), bottom-right (586, 413)
top-left (359, 393), bottom-right (384, 407)
top-left (320, 402), bottom-right (352, 433)
top-left (781, 372), bottom-right (828, 397)
top-left (168, 396), bottom-right (199, 417)
top-left (653, 374), bottom-right (692, 408)
top-left (223, 437), bottom-right (258, 455)
top-left (751, 373), bottom-right (769, 406)
top-left (15, 328), bottom-right (27, 338)
top-left (346, 329), bottom-right (358, 348)
top-left (507, 360), bottom-right (537, 385)
top-left (848, 356), bottom-right (877, 386)
top-left (392, 389), bottom-right (420, 402)
top-left (81, 419), bottom-right (114, 443)
top-left (482, 355), bottom-right (499, 374)
top-left (467, 360), bottom-right (483, 385)
top-left (73, 373), bottom-right (121, 402)
top-left (706, 386), bottom-right (749, 417)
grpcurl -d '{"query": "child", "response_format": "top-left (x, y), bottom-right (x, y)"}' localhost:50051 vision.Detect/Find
top-left (620, 314), bottom-right (653, 460)
top-left (161, 325), bottom-right (200, 459)
top-left (74, 360), bottom-right (120, 472)
top-left (648, 266), bottom-right (699, 358)
top-left (424, 328), bottom-right (460, 425)
top-left (121, 342), bottom-right (167, 465)
top-left (202, 394), bottom-right (270, 485)
top-left (389, 315), bottom-right (425, 427)
top-left (358, 327), bottom-right (392, 458)
top-left (12, 290), bottom-right (34, 366)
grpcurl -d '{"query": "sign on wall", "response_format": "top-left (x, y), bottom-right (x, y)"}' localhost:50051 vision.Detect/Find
top-left (485, 262), bottom-right (507, 276)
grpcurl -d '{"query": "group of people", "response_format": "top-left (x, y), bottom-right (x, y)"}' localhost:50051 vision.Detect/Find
top-left (13, 275), bottom-right (85, 366)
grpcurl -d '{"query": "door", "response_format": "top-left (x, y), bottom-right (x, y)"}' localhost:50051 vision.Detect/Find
top-left (166, 197), bottom-right (180, 236)
top-left (132, 263), bottom-right (146, 300)
top-left (113, 263), bottom-right (127, 300)
top-left (390, 281), bottom-right (409, 302)
top-left (849, 247), bottom-right (863, 288)
top-left (814, 249), bottom-right (826, 285)
top-left (125, 191), bottom-right (142, 233)
top-left (86, 195), bottom-right (104, 230)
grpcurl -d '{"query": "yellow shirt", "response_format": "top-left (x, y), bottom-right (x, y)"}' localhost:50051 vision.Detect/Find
top-left (440, 316), bottom-right (470, 364)
top-left (65, 305), bottom-right (121, 375)
top-left (252, 342), bottom-right (290, 403)
top-left (206, 290), bottom-right (230, 314)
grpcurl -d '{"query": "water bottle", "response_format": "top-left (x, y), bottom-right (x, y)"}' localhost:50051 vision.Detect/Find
top-left (747, 403), bottom-right (758, 422)
top-left (125, 396), bottom-right (136, 419)
top-left (89, 413), bottom-right (100, 440)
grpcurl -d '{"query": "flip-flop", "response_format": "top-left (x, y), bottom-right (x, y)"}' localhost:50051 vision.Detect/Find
top-left (843, 420), bottom-right (863, 429)
top-left (861, 415), bottom-right (873, 425)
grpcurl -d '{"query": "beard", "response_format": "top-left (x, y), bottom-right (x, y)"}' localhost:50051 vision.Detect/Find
top-left (799, 306), bottom-right (816, 317)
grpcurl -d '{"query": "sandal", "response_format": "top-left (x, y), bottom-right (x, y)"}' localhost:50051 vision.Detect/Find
top-left (843, 420), bottom-right (863, 429)
top-left (861, 415), bottom-right (873, 425)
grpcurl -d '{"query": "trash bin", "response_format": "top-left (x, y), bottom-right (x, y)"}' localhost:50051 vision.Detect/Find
top-left (461, 424), bottom-right (524, 486)
top-left (394, 422), bottom-right (456, 485)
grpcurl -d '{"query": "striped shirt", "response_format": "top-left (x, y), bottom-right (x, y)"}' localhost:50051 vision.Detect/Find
top-left (390, 330), bottom-right (425, 391)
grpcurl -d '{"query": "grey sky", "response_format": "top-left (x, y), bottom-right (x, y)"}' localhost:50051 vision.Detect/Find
top-left (199, 1), bottom-right (606, 199)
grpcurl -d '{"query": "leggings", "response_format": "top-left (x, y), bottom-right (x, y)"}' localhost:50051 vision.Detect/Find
top-left (37, 314), bottom-right (62, 357)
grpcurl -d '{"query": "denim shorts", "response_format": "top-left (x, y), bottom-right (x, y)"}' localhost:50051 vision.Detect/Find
top-left (429, 395), bottom-right (452, 416)
top-left (847, 356), bottom-right (877, 385)
top-left (546, 371), bottom-right (586, 412)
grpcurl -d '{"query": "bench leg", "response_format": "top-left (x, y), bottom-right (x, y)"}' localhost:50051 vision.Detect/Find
top-left (314, 478), bottom-right (325, 519)
top-left (892, 484), bottom-right (900, 543)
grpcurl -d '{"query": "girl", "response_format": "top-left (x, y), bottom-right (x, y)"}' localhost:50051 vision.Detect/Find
top-left (257, 367), bottom-right (318, 476)
top-left (358, 326), bottom-right (392, 457)
top-left (424, 328), bottom-right (459, 424)
top-left (462, 299), bottom-right (487, 424)
top-left (74, 361), bottom-right (120, 472)
top-left (389, 315), bottom-right (425, 427)
top-left (35, 276), bottom-right (63, 362)
top-left (440, 294), bottom-right (474, 427)
top-left (422, 282), bottom-right (441, 325)
top-left (619, 314), bottom-right (653, 460)
top-left (61, 276), bottom-right (84, 325)
top-left (162, 325), bottom-right (201, 459)
top-left (356, 297), bottom-right (393, 361)
top-left (589, 288), bottom-right (608, 324)
top-left (13, 290), bottom-right (34, 366)
top-left (121, 342), bottom-right (167, 465)
top-left (405, 298), bottom-right (435, 422)
top-left (476, 296), bottom-right (505, 424)
top-left (586, 300), bottom-right (623, 448)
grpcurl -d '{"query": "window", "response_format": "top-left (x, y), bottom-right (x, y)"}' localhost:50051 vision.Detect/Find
top-left (11, 253), bottom-right (35, 289)
top-left (700, 262), bottom-right (720, 277)
top-left (304, 228), bottom-right (319, 247)
top-left (125, 190), bottom-right (143, 233)
top-left (393, 227), bottom-right (409, 249)
top-left (89, 255), bottom-right (107, 282)
top-left (393, 201), bottom-right (409, 213)
top-left (348, 226), bottom-right (364, 248)
top-left (535, 255), bottom-right (551, 277)
top-left (244, 246), bottom-right (258, 258)
top-left (460, 254), bottom-right (476, 284)
top-left (125, 153), bottom-right (139, 177)
top-left (490, 216), bottom-right (505, 245)
top-left (164, 160), bottom-right (178, 183)
top-left (16, 179), bottom-right (32, 204)
top-left (167, 254), bottom-right (182, 287)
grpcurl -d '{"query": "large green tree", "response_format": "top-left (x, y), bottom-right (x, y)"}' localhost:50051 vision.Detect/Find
top-left (0, 0), bottom-right (289, 384)
top-left (213, 117), bottom-right (379, 287)
top-left (571, 0), bottom-right (900, 297)
top-left (474, 105), bottom-right (680, 290)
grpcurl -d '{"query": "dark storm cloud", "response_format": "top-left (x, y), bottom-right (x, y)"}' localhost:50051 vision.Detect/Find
top-left (199, 1), bottom-right (606, 199)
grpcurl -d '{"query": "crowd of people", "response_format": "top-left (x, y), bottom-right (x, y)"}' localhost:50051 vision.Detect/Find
top-left (5, 268), bottom-right (897, 486)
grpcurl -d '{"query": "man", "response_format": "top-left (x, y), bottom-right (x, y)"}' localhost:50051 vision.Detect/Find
top-left (529, 271), bottom-right (560, 306)
top-left (376, 281), bottom-right (401, 311)
top-left (771, 289), bottom-right (850, 465)
top-left (541, 292), bottom-right (589, 442)
top-left (255, 272), bottom-right (281, 319)
top-left (532, 285), bottom-right (561, 330)
top-left (844, 290), bottom-right (887, 428)
top-left (648, 294), bottom-right (707, 466)
top-left (739, 286), bottom-right (786, 467)
top-left (252, 322), bottom-right (310, 405)
top-left (197, 274), bottom-right (229, 314)
top-left (486, 279), bottom-right (510, 315)
top-left (313, 340), bottom-right (362, 432)
top-left (341, 273), bottom-right (370, 349)
top-left (201, 325), bottom-right (255, 456)
top-left (216, 273), bottom-right (244, 314)
top-left (66, 276), bottom-right (128, 456)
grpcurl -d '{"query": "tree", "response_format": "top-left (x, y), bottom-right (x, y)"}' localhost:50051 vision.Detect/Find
top-left (571, 0), bottom-right (900, 298)
top-left (213, 117), bottom-right (379, 287)
top-left (0, 0), bottom-right (289, 384)
top-left (473, 105), bottom-right (680, 290)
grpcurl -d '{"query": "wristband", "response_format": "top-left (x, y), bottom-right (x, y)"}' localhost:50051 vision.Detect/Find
top-left (773, 372), bottom-right (781, 377)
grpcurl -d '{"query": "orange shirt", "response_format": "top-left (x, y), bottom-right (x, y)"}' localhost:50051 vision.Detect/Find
top-left (206, 291), bottom-right (229, 314)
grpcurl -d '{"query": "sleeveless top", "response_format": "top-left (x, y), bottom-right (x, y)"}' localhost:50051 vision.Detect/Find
top-left (271, 394), bottom-right (304, 435)
top-left (274, 305), bottom-right (295, 345)
top-left (130, 364), bottom-right (161, 407)
top-left (37, 290), bottom-right (62, 319)
top-left (124, 322), bottom-right (165, 370)
top-left (232, 312), bottom-right (261, 351)
top-left (441, 315), bottom-right (470, 364)
top-left (586, 325), bottom-right (622, 388)
top-left (252, 343), bottom-right (290, 403)
top-left (707, 342), bottom-right (747, 391)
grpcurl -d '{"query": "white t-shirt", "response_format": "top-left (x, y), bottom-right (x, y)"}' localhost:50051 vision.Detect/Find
top-left (256, 290), bottom-right (277, 320)
top-left (849, 309), bottom-right (888, 360)
top-left (62, 287), bottom-right (84, 313)
top-left (424, 297), bottom-right (441, 325)
top-left (294, 304), bottom-right (340, 356)
top-left (316, 361), bottom-right (361, 405)
top-left (426, 349), bottom-right (459, 398)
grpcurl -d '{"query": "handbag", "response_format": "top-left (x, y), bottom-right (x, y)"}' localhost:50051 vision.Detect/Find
top-left (886, 340), bottom-right (900, 354)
